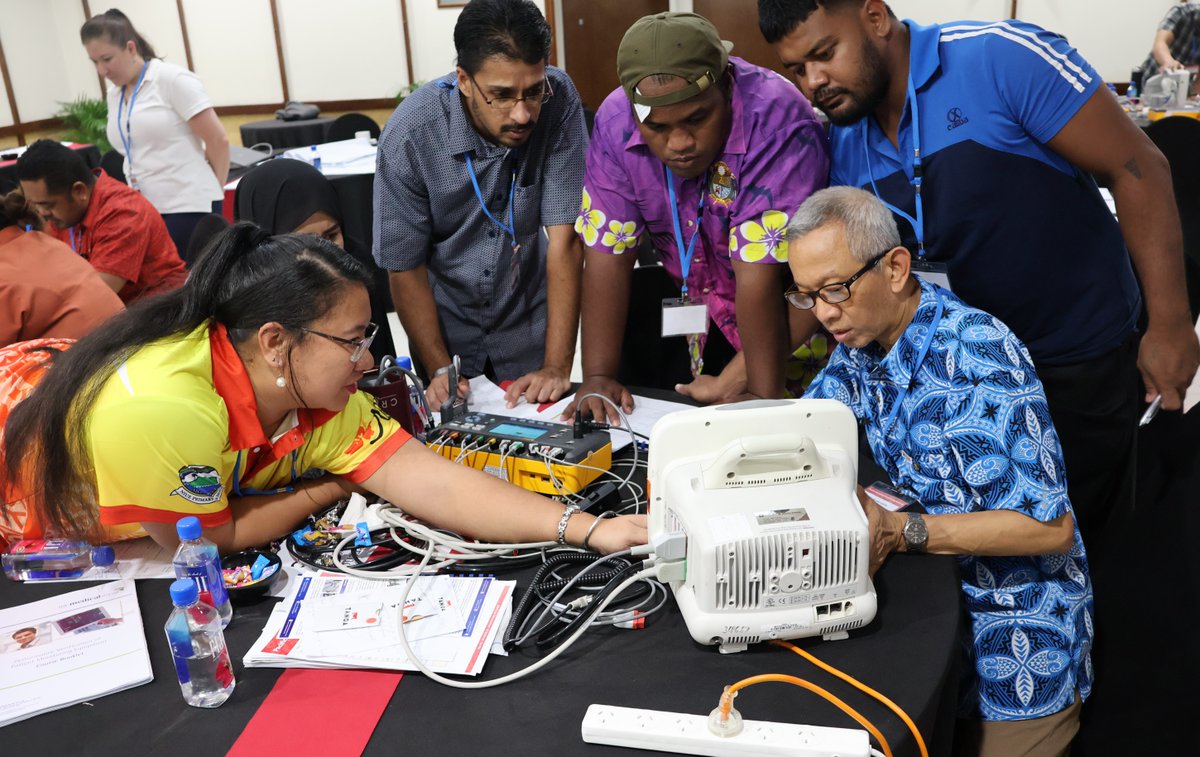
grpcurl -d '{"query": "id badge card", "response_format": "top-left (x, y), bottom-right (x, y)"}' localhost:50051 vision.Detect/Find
top-left (661, 297), bottom-right (707, 337)
top-left (911, 258), bottom-right (952, 293)
top-left (863, 481), bottom-right (922, 512)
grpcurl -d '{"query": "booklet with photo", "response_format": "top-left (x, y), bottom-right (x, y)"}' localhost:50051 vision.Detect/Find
top-left (0, 580), bottom-right (152, 727)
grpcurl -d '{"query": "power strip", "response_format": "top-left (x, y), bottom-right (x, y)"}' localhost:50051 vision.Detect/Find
top-left (581, 704), bottom-right (870, 756)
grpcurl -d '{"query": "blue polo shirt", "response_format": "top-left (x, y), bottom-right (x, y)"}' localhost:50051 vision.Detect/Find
top-left (829, 20), bottom-right (1141, 366)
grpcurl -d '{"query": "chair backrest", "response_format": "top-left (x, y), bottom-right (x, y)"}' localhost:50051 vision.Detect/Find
top-left (99, 150), bottom-right (126, 184)
top-left (327, 113), bottom-right (381, 142)
top-left (184, 212), bottom-right (230, 266)
top-left (1145, 116), bottom-right (1200, 196)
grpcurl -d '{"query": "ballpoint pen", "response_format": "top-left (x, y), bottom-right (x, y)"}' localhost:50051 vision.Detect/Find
top-left (1139, 394), bottom-right (1163, 426)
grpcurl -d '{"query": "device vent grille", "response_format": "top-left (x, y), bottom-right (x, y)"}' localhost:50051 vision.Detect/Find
top-left (722, 635), bottom-right (760, 646)
top-left (723, 472), bottom-right (818, 488)
top-left (714, 531), bottom-right (861, 610)
top-left (822, 619), bottom-right (863, 635)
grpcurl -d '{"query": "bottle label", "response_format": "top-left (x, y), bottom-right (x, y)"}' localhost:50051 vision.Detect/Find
top-left (166, 623), bottom-right (193, 684)
top-left (178, 560), bottom-right (230, 610)
top-left (214, 646), bottom-right (235, 688)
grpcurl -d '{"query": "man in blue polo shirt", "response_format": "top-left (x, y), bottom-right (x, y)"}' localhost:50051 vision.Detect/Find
top-left (758, 0), bottom-right (1199, 557)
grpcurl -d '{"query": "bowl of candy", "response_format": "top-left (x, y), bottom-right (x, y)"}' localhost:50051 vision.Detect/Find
top-left (220, 549), bottom-right (282, 603)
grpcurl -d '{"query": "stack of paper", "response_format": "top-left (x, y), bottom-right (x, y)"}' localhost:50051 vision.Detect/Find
top-left (243, 571), bottom-right (514, 676)
top-left (0, 580), bottom-right (152, 726)
top-left (281, 139), bottom-right (377, 176)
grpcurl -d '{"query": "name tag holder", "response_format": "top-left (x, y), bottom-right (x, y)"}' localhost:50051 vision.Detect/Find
top-left (910, 258), bottom-right (953, 293)
top-left (661, 297), bottom-right (708, 337)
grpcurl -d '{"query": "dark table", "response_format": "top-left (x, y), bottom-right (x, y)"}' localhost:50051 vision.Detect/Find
top-left (239, 117), bottom-right (335, 150)
top-left (0, 143), bottom-right (101, 193)
top-left (1, 545), bottom-right (960, 755)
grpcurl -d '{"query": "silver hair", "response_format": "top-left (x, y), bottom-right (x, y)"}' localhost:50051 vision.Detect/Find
top-left (786, 186), bottom-right (902, 264)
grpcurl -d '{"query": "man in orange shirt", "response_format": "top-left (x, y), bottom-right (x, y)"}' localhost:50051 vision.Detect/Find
top-left (1, 190), bottom-right (123, 345)
top-left (16, 139), bottom-right (186, 303)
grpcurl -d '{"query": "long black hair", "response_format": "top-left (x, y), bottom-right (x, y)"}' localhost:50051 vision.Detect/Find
top-left (80, 8), bottom-right (158, 59)
top-left (2, 222), bottom-right (373, 540)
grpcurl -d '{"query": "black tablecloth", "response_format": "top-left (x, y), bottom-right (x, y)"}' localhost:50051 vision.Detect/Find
top-left (239, 118), bottom-right (335, 150)
top-left (0, 143), bottom-right (102, 193)
top-left (0, 551), bottom-right (959, 756)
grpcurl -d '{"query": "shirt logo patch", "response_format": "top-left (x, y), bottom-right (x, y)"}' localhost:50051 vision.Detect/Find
top-left (946, 107), bottom-right (970, 131)
top-left (707, 161), bottom-right (737, 206)
top-left (171, 465), bottom-right (224, 505)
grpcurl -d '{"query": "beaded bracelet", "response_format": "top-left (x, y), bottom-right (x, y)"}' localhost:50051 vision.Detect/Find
top-left (556, 505), bottom-right (581, 545)
top-left (582, 511), bottom-right (616, 552)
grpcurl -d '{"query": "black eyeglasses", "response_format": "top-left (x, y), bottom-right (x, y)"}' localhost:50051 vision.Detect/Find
top-left (468, 74), bottom-right (554, 110)
top-left (301, 322), bottom-right (378, 362)
top-left (785, 251), bottom-right (889, 310)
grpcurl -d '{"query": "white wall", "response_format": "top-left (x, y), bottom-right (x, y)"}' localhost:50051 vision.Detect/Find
top-left (406, 0), bottom-right (545, 83)
top-left (279, 0), bottom-right (410, 101)
top-left (0, 0), bottom-right (95, 122)
top-left (182, 0), bottom-right (284, 106)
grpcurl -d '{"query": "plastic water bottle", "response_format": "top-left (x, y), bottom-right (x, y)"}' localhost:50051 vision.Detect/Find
top-left (165, 579), bottom-right (236, 708)
top-left (172, 517), bottom-right (232, 628)
top-left (309, 144), bottom-right (321, 170)
top-left (2, 539), bottom-right (116, 581)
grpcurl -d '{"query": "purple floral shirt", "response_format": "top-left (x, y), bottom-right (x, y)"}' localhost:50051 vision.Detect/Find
top-left (576, 57), bottom-right (829, 354)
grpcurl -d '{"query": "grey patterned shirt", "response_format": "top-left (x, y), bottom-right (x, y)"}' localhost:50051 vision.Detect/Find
top-left (1142, 3), bottom-right (1200, 77)
top-left (372, 67), bottom-right (587, 379)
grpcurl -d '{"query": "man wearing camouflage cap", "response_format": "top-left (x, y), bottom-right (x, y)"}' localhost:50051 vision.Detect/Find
top-left (565, 12), bottom-right (830, 423)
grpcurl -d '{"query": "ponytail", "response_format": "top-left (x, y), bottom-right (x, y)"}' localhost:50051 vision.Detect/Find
top-left (2, 222), bottom-right (374, 540)
top-left (0, 190), bottom-right (41, 232)
top-left (80, 8), bottom-right (158, 60)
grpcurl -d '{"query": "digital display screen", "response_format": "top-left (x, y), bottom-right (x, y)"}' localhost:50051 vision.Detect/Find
top-left (491, 423), bottom-right (547, 440)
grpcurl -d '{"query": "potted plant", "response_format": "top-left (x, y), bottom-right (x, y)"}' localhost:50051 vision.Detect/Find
top-left (54, 96), bottom-right (112, 153)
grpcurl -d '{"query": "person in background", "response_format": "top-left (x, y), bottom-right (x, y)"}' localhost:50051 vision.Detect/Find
top-left (1140, 2), bottom-right (1200, 81)
top-left (235, 158), bottom-right (396, 364)
top-left (566, 12), bottom-right (829, 423)
top-left (0, 223), bottom-right (645, 556)
top-left (374, 0), bottom-right (587, 409)
top-left (0, 189), bottom-right (123, 346)
top-left (793, 187), bottom-right (1092, 756)
top-left (17, 140), bottom-right (186, 305)
top-left (81, 9), bottom-right (229, 258)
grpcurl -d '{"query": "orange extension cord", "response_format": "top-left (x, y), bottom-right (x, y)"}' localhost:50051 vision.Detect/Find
top-left (712, 640), bottom-right (930, 757)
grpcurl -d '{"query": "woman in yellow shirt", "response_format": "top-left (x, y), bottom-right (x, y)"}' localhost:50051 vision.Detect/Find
top-left (1, 223), bottom-right (644, 554)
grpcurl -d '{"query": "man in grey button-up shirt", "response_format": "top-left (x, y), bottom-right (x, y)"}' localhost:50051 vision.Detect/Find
top-left (373, 0), bottom-right (586, 408)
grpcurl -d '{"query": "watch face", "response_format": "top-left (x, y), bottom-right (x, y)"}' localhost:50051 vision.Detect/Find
top-left (904, 513), bottom-right (928, 551)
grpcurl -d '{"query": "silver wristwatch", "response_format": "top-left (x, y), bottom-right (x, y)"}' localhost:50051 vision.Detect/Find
top-left (902, 512), bottom-right (928, 553)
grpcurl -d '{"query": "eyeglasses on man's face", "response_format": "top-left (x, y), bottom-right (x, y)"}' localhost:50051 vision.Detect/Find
top-left (785, 250), bottom-right (889, 310)
top-left (302, 322), bottom-right (378, 362)
top-left (469, 74), bottom-right (554, 110)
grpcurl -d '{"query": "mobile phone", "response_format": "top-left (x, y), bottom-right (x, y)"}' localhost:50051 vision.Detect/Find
top-left (864, 481), bottom-right (921, 512)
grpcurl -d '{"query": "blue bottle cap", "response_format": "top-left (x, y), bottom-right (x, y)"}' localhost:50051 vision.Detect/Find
top-left (91, 545), bottom-right (116, 567)
top-left (176, 516), bottom-right (201, 541)
top-left (395, 355), bottom-right (414, 371)
top-left (170, 578), bottom-right (199, 606)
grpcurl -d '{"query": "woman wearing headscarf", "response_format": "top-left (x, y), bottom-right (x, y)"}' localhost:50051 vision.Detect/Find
top-left (235, 159), bottom-right (394, 363)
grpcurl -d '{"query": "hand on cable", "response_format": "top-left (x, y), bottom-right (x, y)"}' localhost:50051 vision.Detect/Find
top-left (1137, 314), bottom-right (1200, 410)
top-left (504, 365), bottom-right (571, 408)
top-left (587, 514), bottom-right (648, 555)
top-left (559, 376), bottom-right (633, 424)
top-left (425, 372), bottom-right (470, 408)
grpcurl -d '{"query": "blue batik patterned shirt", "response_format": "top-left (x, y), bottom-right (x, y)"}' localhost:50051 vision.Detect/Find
top-left (804, 278), bottom-right (1093, 721)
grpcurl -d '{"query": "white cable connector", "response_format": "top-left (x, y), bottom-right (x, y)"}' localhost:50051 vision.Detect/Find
top-left (631, 530), bottom-right (687, 560)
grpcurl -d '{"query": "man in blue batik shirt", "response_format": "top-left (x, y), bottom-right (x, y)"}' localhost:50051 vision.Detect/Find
top-left (789, 187), bottom-right (1092, 756)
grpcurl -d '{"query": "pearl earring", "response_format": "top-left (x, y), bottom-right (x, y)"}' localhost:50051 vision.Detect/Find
top-left (276, 376), bottom-right (287, 389)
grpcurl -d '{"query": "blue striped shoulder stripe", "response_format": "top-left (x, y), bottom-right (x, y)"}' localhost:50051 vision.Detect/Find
top-left (938, 21), bottom-right (1093, 94)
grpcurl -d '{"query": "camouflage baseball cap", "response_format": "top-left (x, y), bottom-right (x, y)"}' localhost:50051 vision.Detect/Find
top-left (617, 12), bottom-right (733, 116)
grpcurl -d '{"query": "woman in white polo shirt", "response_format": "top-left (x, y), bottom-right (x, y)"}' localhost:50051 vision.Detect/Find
top-left (80, 9), bottom-right (229, 262)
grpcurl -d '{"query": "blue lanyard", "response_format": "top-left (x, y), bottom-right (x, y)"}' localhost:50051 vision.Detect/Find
top-left (68, 226), bottom-right (80, 253)
top-left (231, 448), bottom-right (297, 497)
top-left (664, 164), bottom-right (706, 298)
top-left (465, 153), bottom-right (518, 252)
top-left (882, 291), bottom-right (944, 436)
top-left (863, 71), bottom-right (924, 257)
top-left (117, 61), bottom-right (149, 171)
